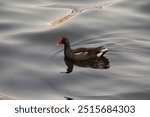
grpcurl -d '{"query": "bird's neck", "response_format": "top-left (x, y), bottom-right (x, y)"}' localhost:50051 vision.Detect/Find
top-left (64, 42), bottom-right (71, 50)
top-left (64, 42), bottom-right (72, 57)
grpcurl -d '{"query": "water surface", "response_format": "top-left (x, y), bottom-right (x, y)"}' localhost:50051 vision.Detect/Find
top-left (0, 0), bottom-right (150, 99)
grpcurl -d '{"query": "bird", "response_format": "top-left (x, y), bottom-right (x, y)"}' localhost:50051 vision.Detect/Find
top-left (57, 37), bottom-right (108, 61)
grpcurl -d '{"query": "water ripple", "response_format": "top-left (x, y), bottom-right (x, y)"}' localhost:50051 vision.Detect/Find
top-left (0, 0), bottom-right (150, 99)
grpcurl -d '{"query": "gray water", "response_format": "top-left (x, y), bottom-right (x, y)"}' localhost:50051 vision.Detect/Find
top-left (0, 0), bottom-right (150, 99)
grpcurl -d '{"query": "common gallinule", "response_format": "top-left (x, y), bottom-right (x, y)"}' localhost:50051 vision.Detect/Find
top-left (57, 37), bottom-right (108, 61)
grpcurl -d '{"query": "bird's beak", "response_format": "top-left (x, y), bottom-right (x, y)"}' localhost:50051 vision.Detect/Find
top-left (57, 38), bottom-right (62, 46)
top-left (57, 43), bottom-right (59, 46)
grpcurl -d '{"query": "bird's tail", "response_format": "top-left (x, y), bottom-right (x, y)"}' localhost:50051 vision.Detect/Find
top-left (97, 48), bottom-right (108, 57)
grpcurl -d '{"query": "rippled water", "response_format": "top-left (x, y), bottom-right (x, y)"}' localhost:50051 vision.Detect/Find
top-left (0, 0), bottom-right (150, 99)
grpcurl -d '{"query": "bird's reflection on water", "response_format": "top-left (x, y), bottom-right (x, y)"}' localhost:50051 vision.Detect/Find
top-left (63, 56), bottom-right (110, 73)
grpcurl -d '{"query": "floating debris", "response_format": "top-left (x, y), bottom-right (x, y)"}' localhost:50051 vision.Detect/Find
top-left (47, 0), bottom-right (123, 26)
top-left (48, 9), bottom-right (76, 26)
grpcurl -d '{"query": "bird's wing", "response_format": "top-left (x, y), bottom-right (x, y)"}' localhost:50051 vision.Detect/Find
top-left (73, 46), bottom-right (105, 56)
top-left (73, 48), bottom-right (88, 53)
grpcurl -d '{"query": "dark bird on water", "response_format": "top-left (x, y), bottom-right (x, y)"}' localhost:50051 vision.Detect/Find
top-left (57, 37), bottom-right (108, 61)
top-left (57, 37), bottom-right (109, 73)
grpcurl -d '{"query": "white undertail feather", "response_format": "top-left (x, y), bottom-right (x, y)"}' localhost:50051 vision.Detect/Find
top-left (97, 48), bottom-right (108, 57)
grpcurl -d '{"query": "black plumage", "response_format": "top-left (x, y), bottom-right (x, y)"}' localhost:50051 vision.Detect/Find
top-left (57, 37), bottom-right (108, 61)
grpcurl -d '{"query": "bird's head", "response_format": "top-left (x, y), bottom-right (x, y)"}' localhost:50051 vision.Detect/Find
top-left (57, 37), bottom-right (69, 45)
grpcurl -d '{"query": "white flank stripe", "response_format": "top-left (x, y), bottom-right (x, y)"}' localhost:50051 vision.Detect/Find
top-left (74, 52), bottom-right (88, 56)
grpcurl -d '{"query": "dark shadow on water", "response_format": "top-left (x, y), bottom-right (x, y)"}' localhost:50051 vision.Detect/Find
top-left (64, 96), bottom-right (74, 100)
top-left (63, 56), bottom-right (110, 73)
